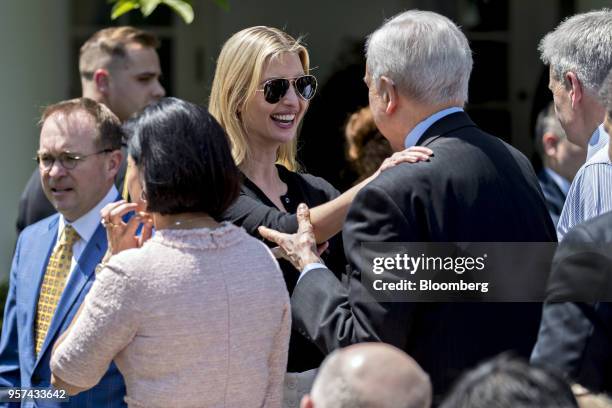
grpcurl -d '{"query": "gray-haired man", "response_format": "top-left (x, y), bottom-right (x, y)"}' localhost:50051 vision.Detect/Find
top-left (539, 9), bottom-right (612, 240)
top-left (260, 10), bottom-right (555, 400)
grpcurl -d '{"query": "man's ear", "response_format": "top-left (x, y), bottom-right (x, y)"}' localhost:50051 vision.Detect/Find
top-left (106, 149), bottom-right (123, 179)
top-left (93, 69), bottom-right (110, 95)
top-left (566, 72), bottom-right (583, 109)
top-left (542, 132), bottom-right (560, 157)
top-left (379, 75), bottom-right (398, 115)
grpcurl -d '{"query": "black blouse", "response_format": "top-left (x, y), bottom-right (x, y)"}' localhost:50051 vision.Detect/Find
top-left (221, 164), bottom-right (347, 372)
top-left (221, 164), bottom-right (346, 292)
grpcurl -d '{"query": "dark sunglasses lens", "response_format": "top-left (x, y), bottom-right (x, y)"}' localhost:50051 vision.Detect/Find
top-left (295, 76), bottom-right (317, 100)
top-left (264, 79), bottom-right (290, 103)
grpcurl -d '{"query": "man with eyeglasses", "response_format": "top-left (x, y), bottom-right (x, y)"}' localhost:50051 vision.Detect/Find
top-left (16, 26), bottom-right (165, 235)
top-left (0, 98), bottom-right (127, 407)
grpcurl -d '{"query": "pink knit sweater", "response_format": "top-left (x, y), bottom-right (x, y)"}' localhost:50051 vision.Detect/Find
top-left (52, 223), bottom-right (290, 408)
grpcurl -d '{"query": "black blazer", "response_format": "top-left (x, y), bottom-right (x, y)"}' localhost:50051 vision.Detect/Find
top-left (291, 112), bottom-right (557, 398)
top-left (538, 168), bottom-right (567, 227)
top-left (531, 211), bottom-right (612, 393)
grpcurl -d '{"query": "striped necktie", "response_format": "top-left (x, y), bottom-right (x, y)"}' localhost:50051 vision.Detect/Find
top-left (34, 225), bottom-right (80, 355)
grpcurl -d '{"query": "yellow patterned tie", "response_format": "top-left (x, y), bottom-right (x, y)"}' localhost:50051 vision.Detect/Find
top-left (34, 225), bottom-right (80, 355)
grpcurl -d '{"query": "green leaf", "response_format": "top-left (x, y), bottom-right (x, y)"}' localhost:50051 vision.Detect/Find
top-left (161, 0), bottom-right (195, 23)
top-left (140, 0), bottom-right (162, 16)
top-left (212, 0), bottom-right (229, 11)
top-left (111, 0), bottom-right (140, 20)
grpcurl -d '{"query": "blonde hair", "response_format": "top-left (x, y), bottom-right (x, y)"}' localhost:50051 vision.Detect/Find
top-left (209, 26), bottom-right (310, 171)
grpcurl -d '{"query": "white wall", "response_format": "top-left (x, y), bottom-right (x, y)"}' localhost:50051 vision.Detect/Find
top-left (0, 1), bottom-right (69, 279)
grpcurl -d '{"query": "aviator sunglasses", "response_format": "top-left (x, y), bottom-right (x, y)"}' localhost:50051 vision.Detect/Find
top-left (259, 75), bottom-right (318, 104)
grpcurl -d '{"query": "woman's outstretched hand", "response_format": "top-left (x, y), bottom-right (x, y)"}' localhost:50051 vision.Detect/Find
top-left (376, 146), bottom-right (433, 175)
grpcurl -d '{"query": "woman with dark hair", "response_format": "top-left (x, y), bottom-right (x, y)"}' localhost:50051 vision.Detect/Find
top-left (50, 97), bottom-right (290, 407)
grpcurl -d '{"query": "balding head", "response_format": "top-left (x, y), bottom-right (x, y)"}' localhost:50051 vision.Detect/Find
top-left (301, 343), bottom-right (432, 408)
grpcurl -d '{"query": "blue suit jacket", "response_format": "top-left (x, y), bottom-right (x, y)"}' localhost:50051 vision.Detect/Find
top-left (0, 214), bottom-right (126, 407)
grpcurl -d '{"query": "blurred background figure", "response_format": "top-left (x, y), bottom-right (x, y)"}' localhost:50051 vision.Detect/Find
top-left (344, 106), bottom-right (392, 183)
top-left (16, 26), bottom-right (165, 235)
top-left (535, 101), bottom-right (586, 226)
top-left (440, 354), bottom-right (578, 408)
top-left (50, 98), bottom-right (290, 407)
top-left (301, 343), bottom-right (431, 408)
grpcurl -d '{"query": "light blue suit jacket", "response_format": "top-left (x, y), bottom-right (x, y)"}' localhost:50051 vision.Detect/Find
top-left (0, 213), bottom-right (126, 407)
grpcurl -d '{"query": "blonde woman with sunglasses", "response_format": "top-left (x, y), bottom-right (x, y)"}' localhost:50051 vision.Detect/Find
top-left (209, 26), bottom-right (431, 376)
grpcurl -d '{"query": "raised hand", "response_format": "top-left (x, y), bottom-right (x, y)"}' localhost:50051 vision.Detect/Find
top-left (100, 200), bottom-right (154, 255)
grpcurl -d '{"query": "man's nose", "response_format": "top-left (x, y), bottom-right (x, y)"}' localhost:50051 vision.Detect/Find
top-left (45, 160), bottom-right (67, 178)
top-left (153, 80), bottom-right (165, 99)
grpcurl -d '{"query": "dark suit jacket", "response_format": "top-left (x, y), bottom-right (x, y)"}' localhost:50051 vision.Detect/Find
top-left (538, 168), bottom-right (567, 227)
top-left (17, 154), bottom-right (128, 235)
top-left (531, 211), bottom-right (612, 393)
top-left (291, 112), bottom-right (557, 398)
top-left (0, 214), bottom-right (126, 407)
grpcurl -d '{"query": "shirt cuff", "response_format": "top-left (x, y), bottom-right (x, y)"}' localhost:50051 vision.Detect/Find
top-left (298, 262), bottom-right (327, 284)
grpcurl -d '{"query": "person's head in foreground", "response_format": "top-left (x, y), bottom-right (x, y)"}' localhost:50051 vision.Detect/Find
top-left (301, 343), bottom-right (432, 408)
top-left (124, 96), bottom-right (240, 222)
top-left (440, 354), bottom-right (578, 408)
top-left (539, 9), bottom-right (612, 146)
top-left (209, 25), bottom-right (317, 171)
top-left (80, 26), bottom-right (165, 122)
top-left (364, 9), bottom-right (472, 151)
top-left (37, 98), bottom-right (123, 222)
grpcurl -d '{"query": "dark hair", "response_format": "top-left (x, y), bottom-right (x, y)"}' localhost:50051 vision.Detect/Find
top-left (40, 97), bottom-right (123, 150)
top-left (124, 97), bottom-right (241, 216)
top-left (440, 354), bottom-right (578, 408)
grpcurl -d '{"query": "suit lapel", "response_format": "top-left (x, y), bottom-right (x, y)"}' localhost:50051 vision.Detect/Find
top-left (34, 223), bottom-right (107, 367)
top-left (22, 217), bottom-right (59, 369)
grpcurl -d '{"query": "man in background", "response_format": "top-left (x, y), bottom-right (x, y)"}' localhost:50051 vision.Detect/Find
top-left (531, 69), bottom-right (612, 393)
top-left (535, 102), bottom-right (585, 226)
top-left (539, 9), bottom-right (612, 239)
top-left (17, 26), bottom-right (164, 234)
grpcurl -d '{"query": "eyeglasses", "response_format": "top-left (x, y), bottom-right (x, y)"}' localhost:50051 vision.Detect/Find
top-left (35, 149), bottom-right (114, 171)
top-left (258, 75), bottom-right (317, 104)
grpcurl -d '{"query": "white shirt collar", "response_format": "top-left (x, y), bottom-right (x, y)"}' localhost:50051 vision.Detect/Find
top-left (58, 185), bottom-right (119, 244)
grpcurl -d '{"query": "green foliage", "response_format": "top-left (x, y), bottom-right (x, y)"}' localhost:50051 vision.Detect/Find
top-left (109, 0), bottom-right (229, 24)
